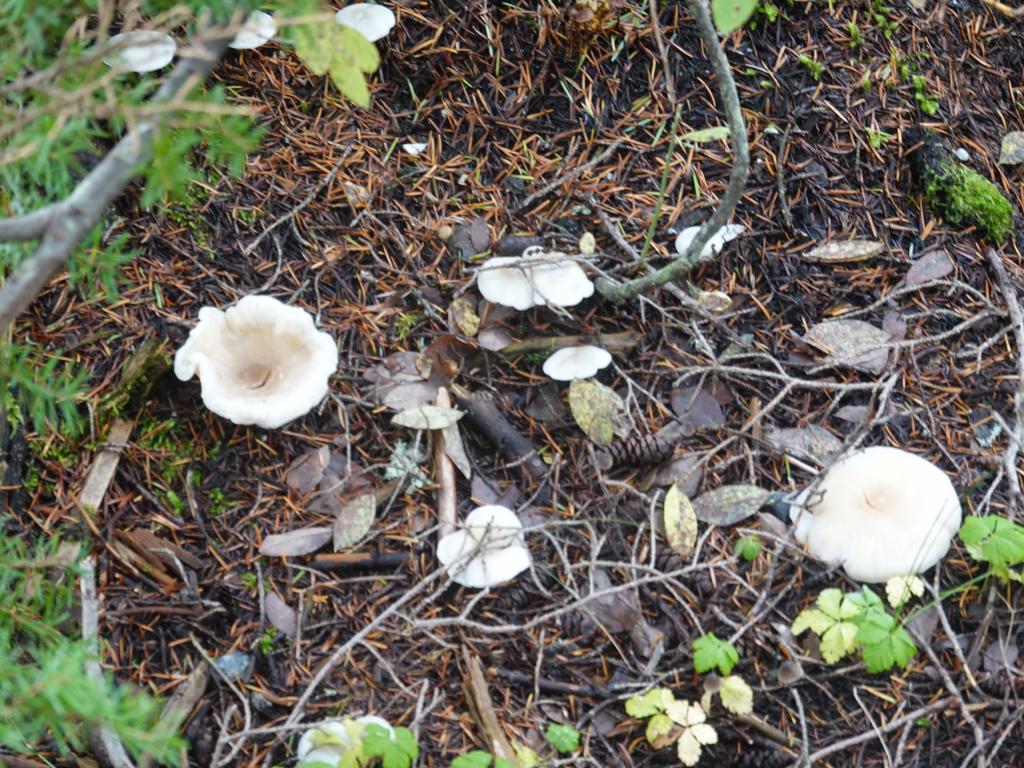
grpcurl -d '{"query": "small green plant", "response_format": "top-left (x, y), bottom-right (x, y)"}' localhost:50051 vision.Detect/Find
top-left (798, 54), bottom-right (826, 82)
top-left (692, 632), bottom-right (739, 675)
top-left (451, 752), bottom-right (516, 768)
top-left (545, 723), bottom-right (581, 754)
top-left (865, 127), bottom-right (893, 150)
top-left (960, 515), bottom-right (1024, 582)
top-left (791, 587), bottom-right (917, 673)
top-left (363, 723), bottom-right (419, 768)
top-left (711, 0), bottom-right (760, 32)
top-left (257, 627), bottom-right (277, 655)
top-left (911, 75), bottom-right (940, 116)
top-left (624, 689), bottom-right (718, 767)
top-left (733, 534), bottom-right (761, 561)
top-left (299, 720), bottom-right (418, 768)
top-left (847, 21), bottom-right (863, 49)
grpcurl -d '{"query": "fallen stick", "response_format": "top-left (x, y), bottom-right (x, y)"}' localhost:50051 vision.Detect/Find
top-left (462, 651), bottom-right (520, 766)
top-left (434, 387), bottom-right (458, 538)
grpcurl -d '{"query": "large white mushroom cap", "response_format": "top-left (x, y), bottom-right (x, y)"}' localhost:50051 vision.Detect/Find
top-left (542, 345), bottom-right (612, 381)
top-left (174, 295), bottom-right (338, 430)
top-left (104, 31), bottom-right (176, 72)
top-left (477, 250), bottom-right (594, 310)
top-left (437, 505), bottom-right (531, 588)
top-left (674, 223), bottom-right (745, 259)
top-left (334, 3), bottom-right (396, 42)
top-left (789, 446), bottom-right (962, 582)
top-left (297, 717), bottom-right (394, 765)
top-left (229, 10), bottom-right (276, 50)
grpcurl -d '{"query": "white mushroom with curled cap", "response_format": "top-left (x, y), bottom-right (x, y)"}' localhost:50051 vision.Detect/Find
top-left (334, 3), bottom-right (396, 42)
top-left (789, 445), bottom-right (962, 582)
top-left (674, 222), bottom-right (745, 259)
top-left (542, 345), bottom-right (612, 381)
top-left (229, 10), bottom-right (276, 50)
top-left (103, 31), bottom-right (176, 72)
top-left (477, 248), bottom-right (594, 310)
top-left (437, 505), bottom-right (531, 588)
top-left (174, 295), bottom-right (338, 430)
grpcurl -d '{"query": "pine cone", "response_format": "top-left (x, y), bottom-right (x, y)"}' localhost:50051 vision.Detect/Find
top-left (598, 432), bottom-right (675, 469)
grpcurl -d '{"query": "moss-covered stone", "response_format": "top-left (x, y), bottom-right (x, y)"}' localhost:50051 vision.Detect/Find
top-left (908, 130), bottom-right (1015, 242)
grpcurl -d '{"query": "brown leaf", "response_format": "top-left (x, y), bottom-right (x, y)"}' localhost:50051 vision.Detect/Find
top-left (477, 327), bottom-right (514, 351)
top-left (765, 425), bottom-right (842, 461)
top-left (285, 446), bottom-right (331, 494)
top-left (903, 250), bottom-right (954, 287)
top-left (493, 234), bottom-right (545, 256)
top-left (451, 217), bottom-right (491, 258)
top-left (882, 311), bottom-right (907, 341)
top-left (443, 423), bottom-right (472, 479)
top-left (524, 382), bottom-right (569, 424)
top-left (265, 592), bottom-right (298, 638)
top-left (259, 527), bottom-right (332, 557)
top-left (799, 240), bottom-right (884, 263)
top-left (577, 568), bottom-right (640, 634)
top-left (382, 381), bottom-right (440, 411)
top-left (641, 454), bottom-right (704, 497)
top-left (803, 319), bottom-right (890, 374)
top-left (671, 386), bottom-right (725, 432)
top-left (416, 335), bottom-right (476, 381)
top-left (692, 484), bottom-right (770, 526)
top-left (333, 493), bottom-right (377, 551)
top-left (835, 404), bottom-right (870, 424)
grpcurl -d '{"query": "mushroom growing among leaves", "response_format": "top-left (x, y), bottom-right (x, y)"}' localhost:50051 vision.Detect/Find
top-left (437, 505), bottom-right (531, 588)
top-left (174, 295), bottom-right (338, 429)
top-left (542, 345), bottom-right (612, 381)
top-left (789, 446), bottom-right (962, 582)
top-left (228, 10), bottom-right (276, 50)
top-left (674, 222), bottom-right (744, 259)
top-left (297, 717), bottom-right (394, 768)
top-left (334, 3), bottom-right (396, 42)
top-left (103, 31), bottom-right (176, 72)
top-left (477, 248), bottom-right (594, 310)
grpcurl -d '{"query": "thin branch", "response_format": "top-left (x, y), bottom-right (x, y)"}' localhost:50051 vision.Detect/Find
top-left (596, 0), bottom-right (749, 303)
top-left (0, 206), bottom-right (58, 243)
top-left (0, 27), bottom-right (233, 333)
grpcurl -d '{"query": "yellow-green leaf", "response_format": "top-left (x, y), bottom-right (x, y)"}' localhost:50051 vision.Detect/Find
top-left (719, 675), bottom-right (753, 715)
top-left (568, 378), bottom-right (629, 446)
top-left (645, 713), bottom-right (674, 746)
top-left (663, 484), bottom-right (697, 558)
top-left (329, 59), bottom-right (371, 108)
top-left (679, 125), bottom-right (730, 143)
top-left (336, 25), bottom-right (381, 73)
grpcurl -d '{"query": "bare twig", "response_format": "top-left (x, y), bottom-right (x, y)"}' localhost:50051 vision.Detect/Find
top-left (0, 26), bottom-right (233, 332)
top-left (597, 0), bottom-right (749, 303)
top-left (434, 387), bottom-right (458, 538)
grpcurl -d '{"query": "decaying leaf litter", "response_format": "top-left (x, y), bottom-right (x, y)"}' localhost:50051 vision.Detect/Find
top-left (10, 1), bottom-right (1024, 767)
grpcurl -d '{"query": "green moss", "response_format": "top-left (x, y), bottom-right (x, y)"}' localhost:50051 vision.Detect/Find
top-left (923, 163), bottom-right (1014, 242)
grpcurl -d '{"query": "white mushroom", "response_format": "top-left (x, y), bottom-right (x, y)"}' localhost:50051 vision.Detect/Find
top-left (402, 142), bottom-right (428, 155)
top-left (174, 295), bottom-right (338, 430)
top-left (229, 10), bottom-right (276, 50)
top-left (674, 223), bottom-right (745, 258)
top-left (334, 3), bottom-right (396, 42)
top-left (789, 446), bottom-right (962, 582)
top-left (103, 31), bottom-right (176, 73)
top-left (477, 256), bottom-right (538, 311)
top-left (477, 249), bottom-right (594, 310)
top-left (542, 345), bottom-right (612, 381)
top-left (437, 505), bottom-right (531, 588)
top-left (297, 717), bottom-right (394, 765)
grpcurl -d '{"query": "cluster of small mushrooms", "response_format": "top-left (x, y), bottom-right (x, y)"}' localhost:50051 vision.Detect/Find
top-left (102, 4), bottom-right (396, 73)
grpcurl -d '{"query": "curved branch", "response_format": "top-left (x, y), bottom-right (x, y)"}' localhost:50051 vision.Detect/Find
top-left (0, 28), bottom-right (233, 333)
top-left (596, 0), bottom-right (750, 303)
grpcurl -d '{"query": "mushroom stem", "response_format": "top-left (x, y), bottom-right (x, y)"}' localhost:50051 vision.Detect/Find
top-left (434, 387), bottom-right (458, 539)
top-left (595, 0), bottom-right (750, 303)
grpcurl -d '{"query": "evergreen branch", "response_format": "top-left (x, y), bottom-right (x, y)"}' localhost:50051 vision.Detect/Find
top-left (596, 0), bottom-right (750, 303)
top-left (0, 25), bottom-right (234, 333)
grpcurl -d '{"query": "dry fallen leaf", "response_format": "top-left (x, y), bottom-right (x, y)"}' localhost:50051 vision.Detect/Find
top-left (392, 405), bottom-right (464, 430)
top-left (443, 422), bottom-right (472, 479)
top-left (285, 446), bottom-right (331, 494)
top-left (333, 493), bottom-right (377, 551)
top-left (449, 296), bottom-right (481, 336)
top-left (671, 386), bottom-right (725, 432)
top-left (259, 526), bottom-right (332, 557)
top-left (803, 319), bottom-right (890, 374)
top-left (692, 484), bottom-right (770, 526)
top-left (579, 231), bottom-right (596, 255)
top-left (663, 484), bottom-right (698, 558)
top-left (903, 250), bottom-right (954, 287)
top-left (765, 425), bottom-right (842, 461)
top-left (451, 217), bottom-right (491, 259)
top-left (265, 592), bottom-right (298, 638)
top-left (998, 131), bottom-right (1024, 166)
top-left (568, 379), bottom-right (630, 446)
top-left (799, 240), bottom-right (884, 264)
top-left (577, 568), bottom-right (640, 634)
top-left (642, 454), bottom-right (704, 497)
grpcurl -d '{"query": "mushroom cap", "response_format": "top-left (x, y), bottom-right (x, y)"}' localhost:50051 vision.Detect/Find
top-left (334, 3), bottom-right (396, 42)
top-left (542, 345), bottom-right (612, 381)
top-left (789, 446), bottom-right (962, 582)
top-left (477, 256), bottom-right (538, 310)
top-left (229, 10), bottom-right (276, 50)
top-left (477, 251), bottom-right (594, 310)
top-left (174, 295), bottom-right (338, 429)
top-left (104, 31), bottom-right (176, 72)
top-left (674, 223), bottom-right (745, 259)
top-left (437, 505), bottom-right (531, 588)
top-left (296, 717), bottom-right (392, 763)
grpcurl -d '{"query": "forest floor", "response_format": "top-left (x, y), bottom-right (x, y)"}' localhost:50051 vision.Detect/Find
top-left (8, 0), bottom-right (1024, 766)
